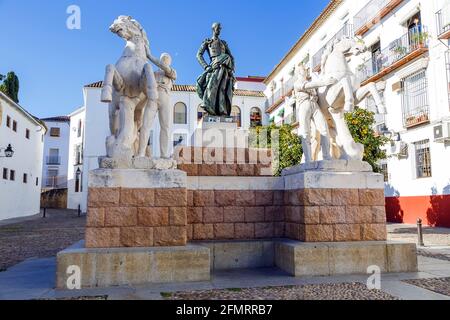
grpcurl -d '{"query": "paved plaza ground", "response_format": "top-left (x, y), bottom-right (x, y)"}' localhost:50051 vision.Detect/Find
top-left (0, 210), bottom-right (450, 300)
top-left (0, 210), bottom-right (85, 271)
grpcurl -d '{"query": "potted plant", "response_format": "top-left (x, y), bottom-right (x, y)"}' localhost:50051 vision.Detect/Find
top-left (410, 32), bottom-right (429, 48)
top-left (406, 115), bottom-right (417, 127)
top-left (393, 45), bottom-right (407, 57)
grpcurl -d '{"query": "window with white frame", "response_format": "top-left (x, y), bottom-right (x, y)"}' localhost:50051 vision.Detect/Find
top-left (414, 139), bottom-right (432, 179)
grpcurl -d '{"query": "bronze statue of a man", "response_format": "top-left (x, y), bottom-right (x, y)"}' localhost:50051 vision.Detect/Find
top-left (196, 23), bottom-right (236, 117)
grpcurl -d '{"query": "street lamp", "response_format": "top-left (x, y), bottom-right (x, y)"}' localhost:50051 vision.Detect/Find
top-left (0, 144), bottom-right (14, 158)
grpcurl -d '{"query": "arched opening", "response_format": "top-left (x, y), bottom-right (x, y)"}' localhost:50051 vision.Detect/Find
top-left (231, 106), bottom-right (241, 128)
top-left (174, 102), bottom-right (187, 124)
top-left (250, 107), bottom-right (262, 127)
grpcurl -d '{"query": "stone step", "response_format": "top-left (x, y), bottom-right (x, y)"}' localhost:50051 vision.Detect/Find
top-left (178, 163), bottom-right (273, 177)
top-left (175, 146), bottom-right (273, 165)
top-left (175, 147), bottom-right (274, 177)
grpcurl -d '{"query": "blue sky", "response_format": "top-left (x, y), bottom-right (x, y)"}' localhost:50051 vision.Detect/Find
top-left (0, 0), bottom-right (328, 118)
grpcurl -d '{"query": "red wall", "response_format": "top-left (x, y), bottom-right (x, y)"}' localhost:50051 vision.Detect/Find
top-left (386, 194), bottom-right (450, 228)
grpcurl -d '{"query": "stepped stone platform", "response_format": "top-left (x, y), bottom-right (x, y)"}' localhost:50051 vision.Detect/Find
top-left (175, 147), bottom-right (273, 177)
top-left (56, 239), bottom-right (417, 289)
top-left (56, 159), bottom-right (418, 289)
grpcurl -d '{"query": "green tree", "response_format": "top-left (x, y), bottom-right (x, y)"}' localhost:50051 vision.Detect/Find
top-left (252, 108), bottom-right (388, 175)
top-left (345, 108), bottom-right (389, 172)
top-left (250, 124), bottom-right (303, 176)
top-left (0, 72), bottom-right (20, 103)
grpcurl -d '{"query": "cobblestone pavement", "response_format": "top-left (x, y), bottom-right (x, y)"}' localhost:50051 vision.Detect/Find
top-left (0, 210), bottom-right (85, 271)
top-left (404, 278), bottom-right (450, 297)
top-left (166, 283), bottom-right (398, 300)
top-left (388, 224), bottom-right (450, 247)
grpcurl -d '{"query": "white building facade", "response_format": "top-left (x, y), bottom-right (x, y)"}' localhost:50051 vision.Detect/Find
top-left (67, 107), bottom-right (85, 210)
top-left (40, 117), bottom-right (70, 190)
top-left (0, 92), bottom-right (46, 220)
top-left (68, 77), bottom-right (267, 212)
top-left (264, 0), bottom-right (450, 227)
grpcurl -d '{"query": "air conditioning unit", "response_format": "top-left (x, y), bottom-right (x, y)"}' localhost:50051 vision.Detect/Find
top-left (387, 141), bottom-right (408, 159)
top-left (434, 122), bottom-right (450, 143)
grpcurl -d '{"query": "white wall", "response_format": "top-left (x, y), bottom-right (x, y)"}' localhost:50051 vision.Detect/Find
top-left (0, 93), bottom-right (45, 220)
top-left (67, 107), bottom-right (86, 210)
top-left (42, 120), bottom-right (70, 189)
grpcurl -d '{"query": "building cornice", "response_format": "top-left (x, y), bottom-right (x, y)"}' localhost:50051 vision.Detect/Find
top-left (84, 82), bottom-right (265, 98)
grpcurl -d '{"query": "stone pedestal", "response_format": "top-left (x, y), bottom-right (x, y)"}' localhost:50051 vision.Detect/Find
top-left (86, 168), bottom-right (188, 248)
top-left (56, 241), bottom-right (210, 289)
top-left (193, 117), bottom-right (248, 148)
top-left (283, 160), bottom-right (387, 242)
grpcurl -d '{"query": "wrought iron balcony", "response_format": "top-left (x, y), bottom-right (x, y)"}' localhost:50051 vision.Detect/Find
top-left (312, 24), bottom-right (354, 71)
top-left (354, 0), bottom-right (404, 36)
top-left (265, 75), bottom-right (297, 112)
top-left (284, 75), bottom-right (297, 96)
top-left (46, 156), bottom-right (61, 165)
top-left (356, 26), bottom-right (429, 84)
top-left (44, 176), bottom-right (68, 189)
top-left (436, 4), bottom-right (450, 39)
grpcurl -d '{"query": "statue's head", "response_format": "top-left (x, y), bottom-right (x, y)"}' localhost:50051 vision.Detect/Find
top-left (160, 53), bottom-right (172, 67)
top-left (295, 63), bottom-right (309, 80)
top-left (334, 36), bottom-right (366, 56)
top-left (110, 16), bottom-right (148, 46)
top-left (212, 22), bottom-right (222, 37)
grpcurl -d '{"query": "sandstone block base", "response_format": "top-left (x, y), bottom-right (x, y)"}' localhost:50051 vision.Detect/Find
top-left (197, 240), bottom-right (274, 270)
top-left (283, 161), bottom-right (388, 242)
top-left (86, 169), bottom-right (188, 248)
top-left (56, 241), bottom-right (210, 289)
top-left (274, 240), bottom-right (418, 277)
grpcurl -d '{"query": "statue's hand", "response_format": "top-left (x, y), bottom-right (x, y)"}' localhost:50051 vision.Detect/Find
top-left (205, 65), bottom-right (212, 72)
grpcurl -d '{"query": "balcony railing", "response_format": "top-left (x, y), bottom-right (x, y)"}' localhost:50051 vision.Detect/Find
top-left (356, 26), bottom-right (428, 84)
top-left (44, 176), bottom-right (68, 189)
top-left (436, 4), bottom-right (450, 39)
top-left (265, 75), bottom-right (297, 112)
top-left (312, 24), bottom-right (354, 71)
top-left (284, 75), bottom-right (297, 96)
top-left (354, 0), bottom-right (404, 36)
top-left (46, 156), bottom-right (61, 165)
